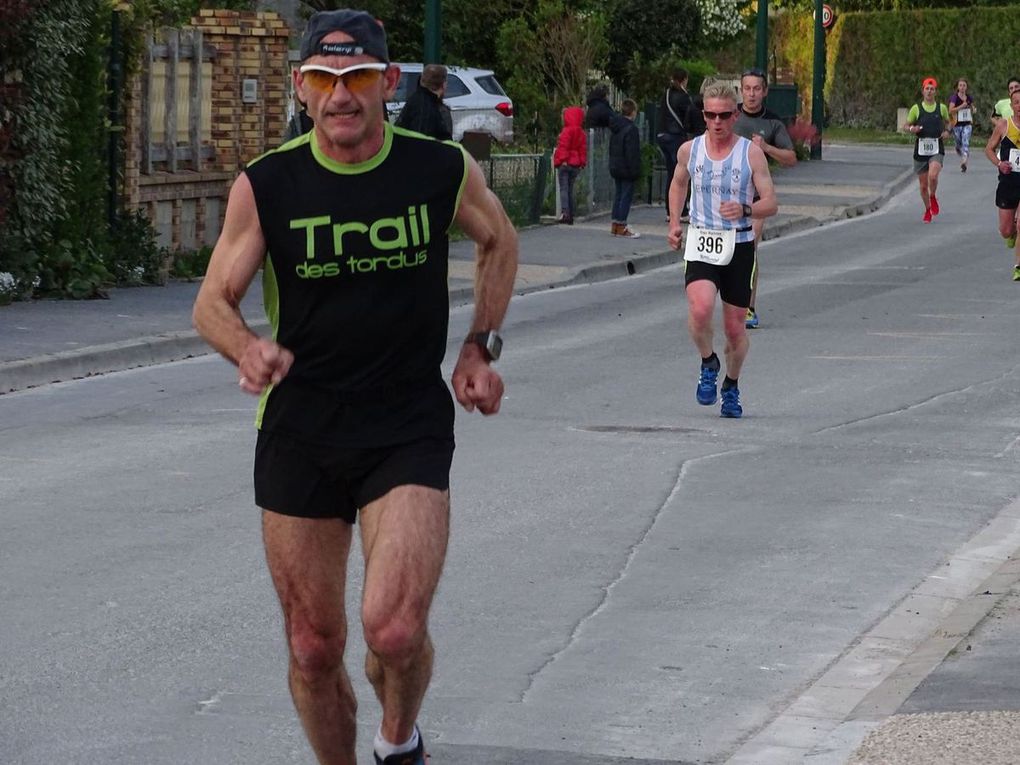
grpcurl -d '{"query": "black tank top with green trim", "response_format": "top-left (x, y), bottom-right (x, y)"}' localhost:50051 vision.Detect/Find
top-left (244, 124), bottom-right (468, 447)
top-left (998, 117), bottom-right (1020, 188)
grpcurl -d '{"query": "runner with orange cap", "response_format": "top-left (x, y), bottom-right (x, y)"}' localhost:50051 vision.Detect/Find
top-left (903, 77), bottom-right (952, 223)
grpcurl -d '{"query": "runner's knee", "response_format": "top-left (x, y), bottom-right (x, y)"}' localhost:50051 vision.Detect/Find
top-left (723, 315), bottom-right (747, 342)
top-left (363, 608), bottom-right (427, 661)
top-left (288, 622), bottom-right (347, 682)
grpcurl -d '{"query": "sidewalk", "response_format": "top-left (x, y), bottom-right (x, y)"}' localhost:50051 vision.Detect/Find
top-left (0, 143), bottom-right (912, 395)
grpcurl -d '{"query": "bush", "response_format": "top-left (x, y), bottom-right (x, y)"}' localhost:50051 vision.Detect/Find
top-left (787, 119), bottom-right (818, 160)
top-left (106, 209), bottom-right (166, 286)
top-left (170, 246), bottom-right (213, 281)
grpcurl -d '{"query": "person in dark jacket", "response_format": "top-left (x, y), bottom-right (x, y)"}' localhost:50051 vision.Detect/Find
top-left (552, 105), bottom-right (587, 224)
top-left (395, 64), bottom-right (453, 140)
top-left (609, 99), bottom-right (642, 238)
top-left (584, 83), bottom-right (615, 129)
top-left (656, 68), bottom-right (691, 210)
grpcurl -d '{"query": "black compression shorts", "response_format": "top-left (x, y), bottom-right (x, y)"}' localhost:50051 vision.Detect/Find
top-left (254, 430), bottom-right (455, 522)
top-left (996, 179), bottom-right (1020, 210)
top-left (684, 240), bottom-right (757, 308)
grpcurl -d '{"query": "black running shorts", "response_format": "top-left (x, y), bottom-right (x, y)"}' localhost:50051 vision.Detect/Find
top-left (996, 179), bottom-right (1020, 210)
top-left (254, 430), bottom-right (455, 522)
top-left (684, 240), bottom-right (757, 308)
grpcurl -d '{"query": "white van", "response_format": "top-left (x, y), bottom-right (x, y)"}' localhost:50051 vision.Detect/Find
top-left (387, 63), bottom-right (514, 144)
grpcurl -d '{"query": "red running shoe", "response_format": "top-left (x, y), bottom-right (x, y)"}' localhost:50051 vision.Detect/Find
top-left (930, 195), bottom-right (940, 215)
top-left (923, 209), bottom-right (933, 223)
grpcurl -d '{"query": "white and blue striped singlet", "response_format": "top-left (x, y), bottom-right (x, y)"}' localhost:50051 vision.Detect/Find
top-left (687, 135), bottom-right (756, 244)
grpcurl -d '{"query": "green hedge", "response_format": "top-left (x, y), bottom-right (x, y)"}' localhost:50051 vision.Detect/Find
top-left (773, 6), bottom-right (1020, 132)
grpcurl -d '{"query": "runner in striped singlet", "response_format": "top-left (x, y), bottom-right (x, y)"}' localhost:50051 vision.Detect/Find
top-left (667, 82), bottom-right (777, 418)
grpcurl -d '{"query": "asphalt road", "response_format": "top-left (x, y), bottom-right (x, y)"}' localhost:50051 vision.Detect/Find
top-left (1, 154), bottom-right (1018, 765)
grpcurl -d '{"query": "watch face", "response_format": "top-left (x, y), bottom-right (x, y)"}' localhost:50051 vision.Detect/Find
top-left (485, 332), bottom-right (502, 361)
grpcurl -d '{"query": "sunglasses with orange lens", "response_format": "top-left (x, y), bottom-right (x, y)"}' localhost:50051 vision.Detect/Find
top-left (300, 63), bottom-right (388, 95)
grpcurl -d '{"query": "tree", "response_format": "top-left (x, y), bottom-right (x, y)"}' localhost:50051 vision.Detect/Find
top-left (605, 0), bottom-right (701, 90)
top-left (496, 0), bottom-right (609, 146)
top-left (696, 0), bottom-right (749, 45)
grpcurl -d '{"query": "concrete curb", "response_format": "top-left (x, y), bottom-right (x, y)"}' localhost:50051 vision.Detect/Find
top-left (0, 321), bottom-right (265, 395)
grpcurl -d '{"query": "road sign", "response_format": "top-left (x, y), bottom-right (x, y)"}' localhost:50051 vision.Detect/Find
top-left (821, 3), bottom-right (835, 28)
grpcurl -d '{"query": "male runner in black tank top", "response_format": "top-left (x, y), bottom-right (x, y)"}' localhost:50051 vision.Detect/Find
top-left (192, 10), bottom-right (519, 765)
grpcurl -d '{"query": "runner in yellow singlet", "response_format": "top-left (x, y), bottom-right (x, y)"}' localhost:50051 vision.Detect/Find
top-left (984, 89), bottom-right (1020, 281)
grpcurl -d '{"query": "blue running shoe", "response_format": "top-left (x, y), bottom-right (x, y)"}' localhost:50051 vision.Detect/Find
top-left (745, 308), bottom-right (759, 329)
top-left (720, 386), bottom-right (742, 418)
top-left (696, 365), bottom-right (719, 405)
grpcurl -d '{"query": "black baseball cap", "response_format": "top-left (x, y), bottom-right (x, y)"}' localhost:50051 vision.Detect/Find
top-left (299, 9), bottom-right (389, 63)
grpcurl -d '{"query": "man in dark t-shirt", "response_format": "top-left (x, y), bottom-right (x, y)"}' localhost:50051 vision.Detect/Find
top-left (734, 68), bottom-right (797, 329)
top-left (193, 10), bottom-right (518, 765)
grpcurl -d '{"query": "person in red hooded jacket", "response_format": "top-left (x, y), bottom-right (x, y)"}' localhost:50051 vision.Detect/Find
top-left (553, 105), bottom-right (588, 224)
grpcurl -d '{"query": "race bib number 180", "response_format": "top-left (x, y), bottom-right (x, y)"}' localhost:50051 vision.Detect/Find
top-left (917, 137), bottom-right (939, 157)
top-left (684, 225), bottom-right (737, 266)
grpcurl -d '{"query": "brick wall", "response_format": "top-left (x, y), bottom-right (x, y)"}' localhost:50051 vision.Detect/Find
top-left (123, 10), bottom-right (292, 253)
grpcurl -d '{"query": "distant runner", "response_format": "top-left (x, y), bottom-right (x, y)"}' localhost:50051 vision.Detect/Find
top-left (904, 77), bottom-right (951, 224)
top-left (734, 67), bottom-right (796, 330)
top-left (947, 78), bottom-right (974, 173)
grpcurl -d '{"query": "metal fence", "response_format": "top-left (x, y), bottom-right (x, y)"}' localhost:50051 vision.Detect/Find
top-left (478, 152), bottom-right (550, 227)
top-left (554, 118), bottom-right (668, 220)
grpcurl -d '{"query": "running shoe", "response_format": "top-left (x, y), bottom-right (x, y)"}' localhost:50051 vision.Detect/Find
top-left (745, 308), bottom-right (759, 329)
top-left (374, 728), bottom-right (427, 765)
top-left (929, 195), bottom-right (940, 215)
top-left (922, 209), bottom-right (932, 224)
top-left (961, 162), bottom-right (967, 172)
top-left (696, 364), bottom-right (719, 405)
top-left (1013, 265), bottom-right (1020, 282)
top-left (720, 386), bottom-right (743, 418)
top-left (1007, 234), bottom-right (1017, 249)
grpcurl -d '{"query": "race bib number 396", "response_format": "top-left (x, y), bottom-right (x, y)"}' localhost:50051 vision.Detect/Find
top-left (684, 225), bottom-right (736, 266)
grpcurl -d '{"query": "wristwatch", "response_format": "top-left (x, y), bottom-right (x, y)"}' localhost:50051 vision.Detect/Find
top-left (466, 330), bottom-right (502, 361)
top-left (742, 203), bottom-right (753, 217)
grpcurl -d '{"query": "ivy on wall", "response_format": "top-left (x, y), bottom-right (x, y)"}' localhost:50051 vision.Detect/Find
top-left (0, 0), bottom-right (169, 301)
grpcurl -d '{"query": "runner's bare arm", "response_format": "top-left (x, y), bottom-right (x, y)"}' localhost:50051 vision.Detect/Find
top-left (758, 137), bottom-right (797, 168)
top-left (985, 122), bottom-right (1008, 171)
top-left (450, 155), bottom-right (518, 415)
top-left (747, 144), bottom-right (778, 218)
top-left (667, 141), bottom-right (693, 250)
top-left (193, 173), bottom-right (294, 393)
top-left (454, 155), bottom-right (518, 336)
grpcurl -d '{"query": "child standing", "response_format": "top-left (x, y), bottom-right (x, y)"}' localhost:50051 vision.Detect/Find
top-left (553, 106), bottom-right (587, 224)
top-left (609, 99), bottom-right (642, 238)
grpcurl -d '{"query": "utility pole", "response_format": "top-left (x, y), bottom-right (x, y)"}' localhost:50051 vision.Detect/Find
top-left (424, 0), bottom-right (441, 64)
top-left (810, 0), bottom-right (825, 159)
top-left (755, 0), bottom-right (768, 74)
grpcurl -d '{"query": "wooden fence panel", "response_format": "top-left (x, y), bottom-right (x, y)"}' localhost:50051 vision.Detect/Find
top-left (142, 29), bottom-right (216, 175)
